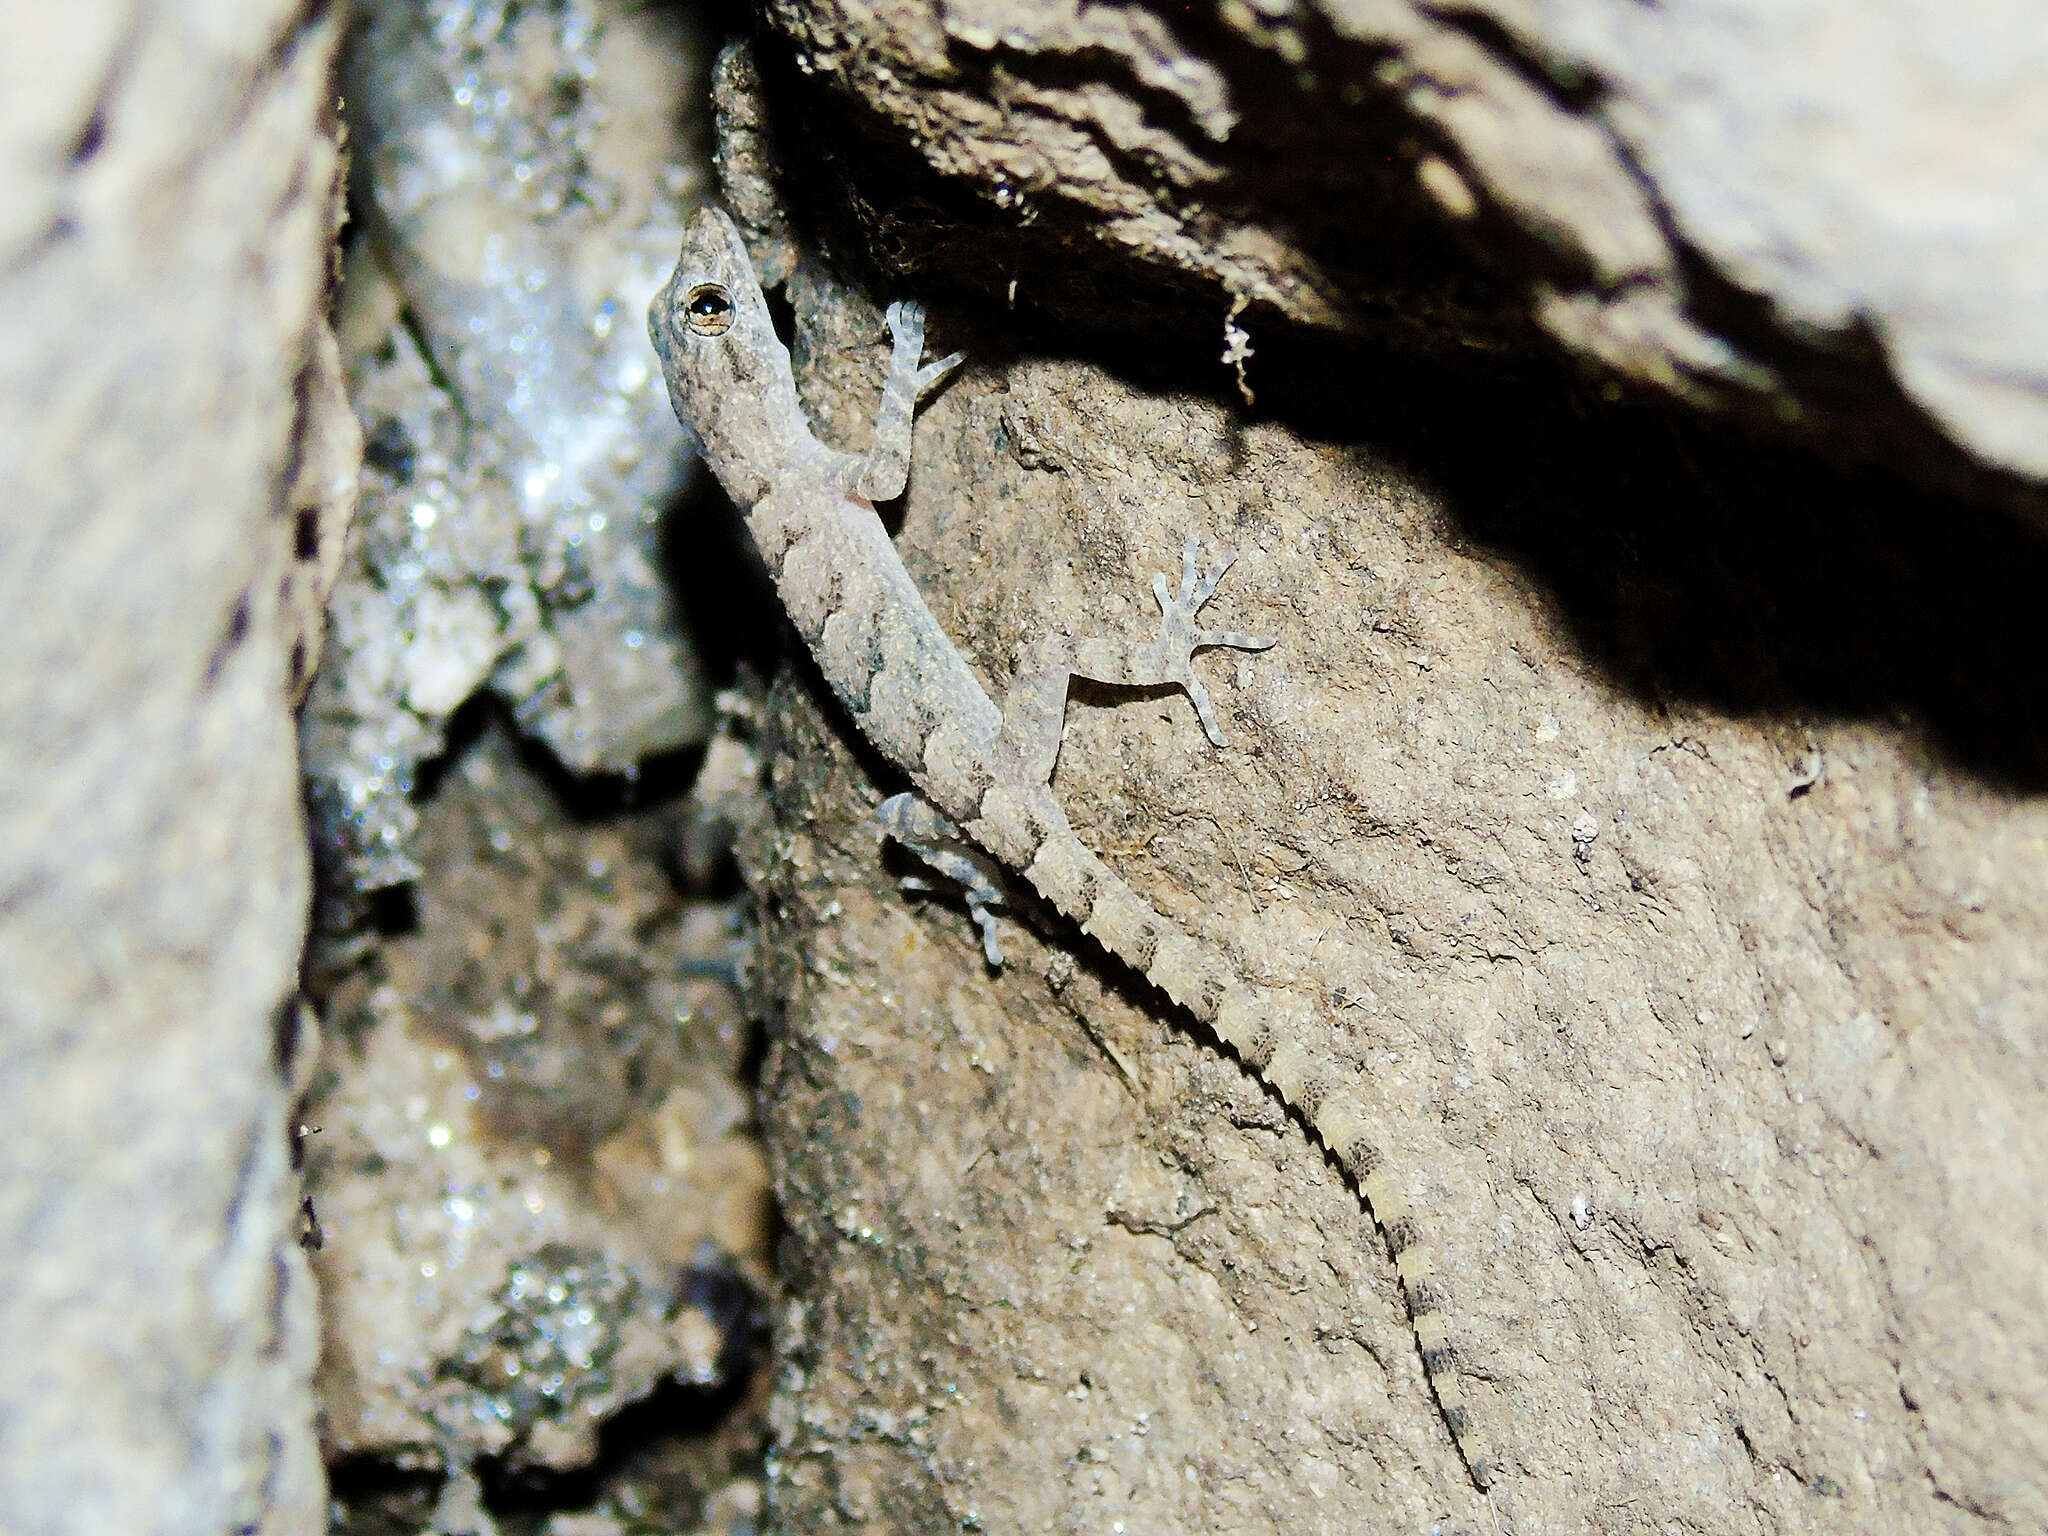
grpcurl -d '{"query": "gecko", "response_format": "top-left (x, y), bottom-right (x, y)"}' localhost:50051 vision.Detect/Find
top-left (649, 205), bottom-right (1496, 1492)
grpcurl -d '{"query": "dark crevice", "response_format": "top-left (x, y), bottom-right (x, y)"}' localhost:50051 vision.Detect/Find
top-left (204, 593), bottom-right (255, 689)
top-left (293, 504), bottom-right (321, 561)
top-left (476, 1367), bottom-right (766, 1520)
top-left (661, 430), bottom-right (786, 685)
top-left (325, 1457), bottom-right (444, 1535)
top-left (358, 880), bottom-right (421, 940)
top-left (272, 993), bottom-right (306, 1081)
top-left (763, 279), bottom-right (799, 350)
top-left (408, 691), bottom-right (712, 828)
top-left (274, 345), bottom-right (316, 526)
top-left (361, 414), bottom-right (418, 478)
top-left (392, 300), bottom-right (470, 427)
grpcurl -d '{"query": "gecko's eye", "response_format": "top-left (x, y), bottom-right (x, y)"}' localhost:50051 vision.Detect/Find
top-left (682, 283), bottom-right (734, 337)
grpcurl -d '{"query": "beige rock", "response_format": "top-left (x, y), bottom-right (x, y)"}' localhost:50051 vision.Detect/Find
top-left (756, 0), bottom-right (2048, 499)
top-left (0, 2), bottom-right (351, 1530)
top-left (748, 326), bottom-right (2048, 1530)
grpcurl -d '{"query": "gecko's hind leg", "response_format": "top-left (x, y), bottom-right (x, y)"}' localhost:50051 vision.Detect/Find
top-left (835, 301), bottom-right (964, 503)
top-left (999, 535), bottom-right (1275, 785)
top-left (879, 792), bottom-right (1007, 965)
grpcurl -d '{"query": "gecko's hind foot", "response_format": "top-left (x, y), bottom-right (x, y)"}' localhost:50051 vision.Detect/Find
top-left (1152, 535), bottom-right (1276, 747)
top-left (879, 792), bottom-right (1007, 966)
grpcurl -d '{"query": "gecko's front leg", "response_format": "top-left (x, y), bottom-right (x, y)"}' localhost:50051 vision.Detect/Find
top-left (832, 302), bottom-right (963, 503)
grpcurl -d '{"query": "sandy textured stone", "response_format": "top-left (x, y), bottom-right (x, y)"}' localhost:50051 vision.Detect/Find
top-left (753, 0), bottom-right (2048, 498)
top-left (0, 1), bottom-right (350, 1531)
top-left (741, 277), bottom-right (2048, 1531)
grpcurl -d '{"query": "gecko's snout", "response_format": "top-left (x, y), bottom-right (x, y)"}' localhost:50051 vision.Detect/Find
top-left (680, 204), bottom-right (752, 274)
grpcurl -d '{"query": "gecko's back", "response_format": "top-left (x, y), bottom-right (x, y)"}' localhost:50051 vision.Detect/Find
top-left (651, 205), bottom-right (1497, 1493)
top-left (767, 477), bottom-right (1006, 790)
top-left (649, 209), bottom-right (1004, 795)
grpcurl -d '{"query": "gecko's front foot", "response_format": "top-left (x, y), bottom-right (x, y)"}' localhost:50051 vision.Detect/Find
top-left (1150, 536), bottom-right (1276, 747)
top-left (884, 300), bottom-right (965, 399)
top-left (838, 300), bottom-right (964, 503)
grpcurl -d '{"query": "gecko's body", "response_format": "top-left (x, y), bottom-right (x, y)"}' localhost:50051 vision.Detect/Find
top-left (650, 207), bottom-right (1494, 1491)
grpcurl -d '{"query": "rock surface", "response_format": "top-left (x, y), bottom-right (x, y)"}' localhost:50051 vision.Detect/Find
top-left (0, 2), bottom-right (350, 1531)
top-left (312, 721), bottom-right (772, 1535)
top-left (739, 190), bottom-right (2048, 1535)
top-left (8, 2), bottom-right (2046, 1533)
top-left (304, 0), bottom-right (717, 919)
top-left (304, 9), bottom-right (784, 1532)
top-left (756, 0), bottom-right (2048, 499)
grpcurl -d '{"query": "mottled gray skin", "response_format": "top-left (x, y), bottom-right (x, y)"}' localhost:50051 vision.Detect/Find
top-left (650, 206), bottom-right (1496, 1490)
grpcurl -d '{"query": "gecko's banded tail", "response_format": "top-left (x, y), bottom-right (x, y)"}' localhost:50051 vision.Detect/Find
top-left (1023, 828), bottom-right (1496, 1491)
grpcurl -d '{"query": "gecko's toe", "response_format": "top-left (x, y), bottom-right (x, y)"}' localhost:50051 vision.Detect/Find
top-left (1156, 546), bottom-right (1251, 628)
top-left (1178, 535), bottom-right (1203, 598)
top-left (886, 301), bottom-right (928, 354)
top-left (968, 903), bottom-right (1005, 967)
top-left (1200, 627), bottom-right (1276, 653)
top-left (1190, 548), bottom-right (1237, 609)
top-left (1161, 537), bottom-right (1245, 617)
top-left (916, 349), bottom-right (965, 396)
top-left (1182, 674), bottom-right (1228, 747)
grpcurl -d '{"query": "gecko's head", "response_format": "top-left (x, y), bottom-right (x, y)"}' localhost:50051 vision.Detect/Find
top-left (647, 205), bottom-right (787, 422)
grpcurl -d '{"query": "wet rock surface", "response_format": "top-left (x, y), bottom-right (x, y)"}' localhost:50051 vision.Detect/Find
top-left (304, 0), bottom-right (718, 921)
top-left (312, 718), bottom-right (773, 1535)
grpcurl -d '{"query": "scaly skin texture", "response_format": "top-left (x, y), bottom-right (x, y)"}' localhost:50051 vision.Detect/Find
top-left (649, 206), bottom-right (1496, 1490)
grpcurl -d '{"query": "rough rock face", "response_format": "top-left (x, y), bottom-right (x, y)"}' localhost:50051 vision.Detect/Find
top-left (749, 329), bottom-right (2048, 1534)
top-left (311, 719), bottom-right (775, 1534)
top-left (756, 0), bottom-right (2048, 500)
top-left (0, 2), bottom-right (350, 1532)
top-left (715, 15), bottom-right (2048, 1516)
